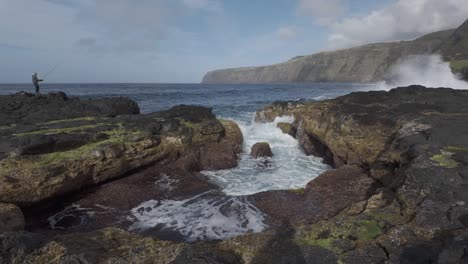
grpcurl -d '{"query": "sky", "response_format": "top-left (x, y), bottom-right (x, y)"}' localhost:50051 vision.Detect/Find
top-left (0, 0), bottom-right (468, 83)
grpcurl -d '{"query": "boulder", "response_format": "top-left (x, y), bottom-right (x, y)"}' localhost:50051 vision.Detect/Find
top-left (0, 203), bottom-right (25, 231)
top-left (250, 142), bottom-right (273, 158)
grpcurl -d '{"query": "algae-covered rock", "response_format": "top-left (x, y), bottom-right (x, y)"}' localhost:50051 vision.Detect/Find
top-left (251, 86), bottom-right (468, 262)
top-left (4, 86), bottom-right (468, 263)
top-left (197, 119), bottom-right (243, 170)
top-left (0, 228), bottom-right (242, 264)
top-left (0, 96), bottom-right (242, 206)
top-left (277, 122), bottom-right (296, 137)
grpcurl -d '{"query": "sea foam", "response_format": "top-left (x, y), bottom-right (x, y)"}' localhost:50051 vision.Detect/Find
top-left (203, 115), bottom-right (330, 196)
top-left (128, 191), bottom-right (267, 242)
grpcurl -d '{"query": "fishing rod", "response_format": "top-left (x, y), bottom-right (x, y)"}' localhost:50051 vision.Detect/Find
top-left (42, 63), bottom-right (60, 79)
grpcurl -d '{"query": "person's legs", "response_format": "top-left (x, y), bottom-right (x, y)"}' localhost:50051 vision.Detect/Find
top-left (34, 83), bottom-right (40, 94)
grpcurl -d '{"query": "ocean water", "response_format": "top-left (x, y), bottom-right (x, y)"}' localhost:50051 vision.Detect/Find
top-left (0, 83), bottom-right (375, 121)
top-left (1, 82), bottom-right (379, 241)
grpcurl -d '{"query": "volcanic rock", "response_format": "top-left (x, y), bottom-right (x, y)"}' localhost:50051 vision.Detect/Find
top-left (251, 85), bottom-right (468, 262)
top-left (0, 203), bottom-right (25, 232)
top-left (250, 142), bottom-right (273, 158)
top-left (4, 86), bottom-right (468, 263)
top-left (0, 93), bottom-right (242, 206)
top-left (0, 92), bottom-right (139, 126)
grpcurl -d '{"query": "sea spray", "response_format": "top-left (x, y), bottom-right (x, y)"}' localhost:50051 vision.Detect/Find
top-left (203, 115), bottom-right (330, 196)
top-left (378, 55), bottom-right (468, 90)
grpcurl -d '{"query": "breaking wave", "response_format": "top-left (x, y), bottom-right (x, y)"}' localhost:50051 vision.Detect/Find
top-left (378, 55), bottom-right (468, 90)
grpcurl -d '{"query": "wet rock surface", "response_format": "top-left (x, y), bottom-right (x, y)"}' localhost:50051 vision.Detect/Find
top-left (3, 86), bottom-right (468, 263)
top-left (0, 97), bottom-right (242, 206)
top-left (251, 85), bottom-right (468, 263)
top-left (250, 142), bottom-right (273, 158)
top-left (252, 165), bottom-right (377, 226)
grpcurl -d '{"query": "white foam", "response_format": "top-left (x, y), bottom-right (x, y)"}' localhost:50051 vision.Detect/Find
top-left (203, 116), bottom-right (331, 196)
top-left (48, 204), bottom-right (95, 230)
top-left (377, 55), bottom-right (468, 90)
top-left (128, 191), bottom-right (267, 242)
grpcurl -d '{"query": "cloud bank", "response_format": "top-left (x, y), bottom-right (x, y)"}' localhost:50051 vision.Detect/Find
top-left (328, 0), bottom-right (468, 49)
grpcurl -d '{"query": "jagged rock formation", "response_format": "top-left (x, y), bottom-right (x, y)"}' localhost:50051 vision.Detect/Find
top-left (0, 93), bottom-right (243, 208)
top-left (202, 19), bottom-right (468, 84)
top-left (3, 87), bottom-right (468, 263)
top-left (249, 86), bottom-right (468, 263)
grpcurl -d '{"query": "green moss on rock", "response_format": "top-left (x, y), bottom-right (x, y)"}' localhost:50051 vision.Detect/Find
top-left (42, 116), bottom-right (98, 125)
top-left (431, 148), bottom-right (461, 169)
top-left (450, 60), bottom-right (468, 71)
top-left (444, 146), bottom-right (468, 152)
top-left (14, 123), bottom-right (110, 137)
top-left (298, 217), bottom-right (383, 254)
top-left (277, 122), bottom-right (294, 136)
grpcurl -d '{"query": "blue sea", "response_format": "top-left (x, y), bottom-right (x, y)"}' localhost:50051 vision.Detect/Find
top-left (0, 83), bottom-right (377, 122)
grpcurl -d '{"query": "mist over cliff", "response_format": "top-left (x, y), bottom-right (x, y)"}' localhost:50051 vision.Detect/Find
top-left (202, 19), bottom-right (468, 84)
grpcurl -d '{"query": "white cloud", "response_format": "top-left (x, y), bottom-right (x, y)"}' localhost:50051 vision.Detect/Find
top-left (298, 0), bottom-right (347, 25)
top-left (328, 0), bottom-right (468, 49)
top-left (276, 27), bottom-right (298, 40)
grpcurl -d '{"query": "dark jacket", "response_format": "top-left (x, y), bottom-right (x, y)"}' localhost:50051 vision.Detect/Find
top-left (32, 74), bottom-right (43, 85)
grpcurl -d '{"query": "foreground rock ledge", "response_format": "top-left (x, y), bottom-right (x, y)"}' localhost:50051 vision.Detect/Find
top-left (0, 93), bottom-right (243, 207)
top-left (3, 86), bottom-right (468, 263)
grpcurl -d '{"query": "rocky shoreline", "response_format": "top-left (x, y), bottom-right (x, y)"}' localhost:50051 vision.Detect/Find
top-left (1, 87), bottom-right (468, 263)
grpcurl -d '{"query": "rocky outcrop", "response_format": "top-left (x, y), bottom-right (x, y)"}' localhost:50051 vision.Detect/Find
top-left (250, 86), bottom-right (468, 262)
top-left (252, 165), bottom-right (377, 226)
top-left (0, 92), bottom-right (139, 126)
top-left (202, 19), bottom-right (468, 84)
top-left (0, 95), bottom-right (243, 207)
top-left (0, 228), bottom-right (242, 264)
top-left (4, 87), bottom-right (468, 263)
top-left (250, 142), bottom-right (273, 158)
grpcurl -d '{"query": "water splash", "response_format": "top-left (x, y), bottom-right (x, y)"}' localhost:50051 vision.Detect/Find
top-left (128, 191), bottom-right (267, 242)
top-left (203, 115), bottom-right (330, 196)
top-left (377, 55), bottom-right (468, 90)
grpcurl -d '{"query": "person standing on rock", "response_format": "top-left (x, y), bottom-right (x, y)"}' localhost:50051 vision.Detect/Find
top-left (32, 72), bottom-right (43, 94)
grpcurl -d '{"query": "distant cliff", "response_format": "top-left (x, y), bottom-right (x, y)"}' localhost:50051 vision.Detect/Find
top-left (202, 19), bottom-right (468, 84)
